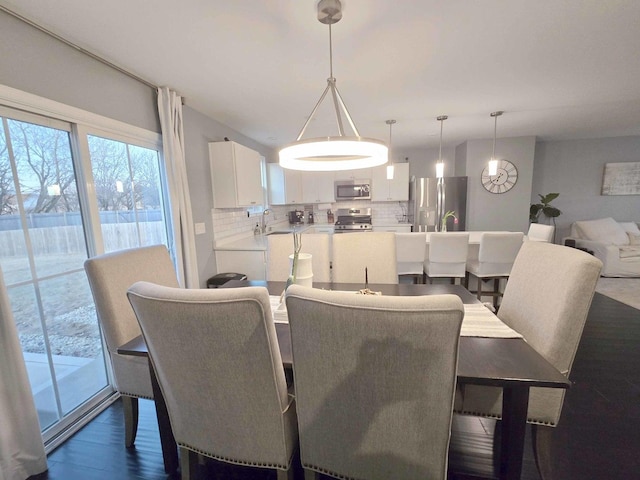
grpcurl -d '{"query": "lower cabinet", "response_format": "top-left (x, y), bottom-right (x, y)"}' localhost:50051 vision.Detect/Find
top-left (215, 250), bottom-right (266, 281)
top-left (309, 226), bottom-right (335, 234)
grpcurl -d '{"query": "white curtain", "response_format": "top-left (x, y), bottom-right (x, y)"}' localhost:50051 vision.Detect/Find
top-left (157, 87), bottom-right (199, 288)
top-left (0, 268), bottom-right (47, 480)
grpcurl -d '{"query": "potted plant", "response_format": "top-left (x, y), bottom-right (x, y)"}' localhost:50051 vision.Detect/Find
top-left (529, 193), bottom-right (562, 225)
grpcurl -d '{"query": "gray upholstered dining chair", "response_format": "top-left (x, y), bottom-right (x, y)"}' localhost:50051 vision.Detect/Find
top-left (332, 232), bottom-right (398, 284)
top-left (127, 283), bottom-right (298, 480)
top-left (84, 245), bottom-right (179, 448)
top-left (456, 242), bottom-right (602, 480)
top-left (267, 233), bottom-right (331, 282)
top-left (285, 285), bottom-right (464, 480)
top-left (465, 232), bottom-right (524, 308)
top-left (424, 232), bottom-right (470, 285)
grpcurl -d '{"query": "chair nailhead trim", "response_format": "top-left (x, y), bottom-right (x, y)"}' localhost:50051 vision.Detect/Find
top-left (179, 443), bottom-right (289, 470)
top-left (456, 410), bottom-right (556, 427)
top-left (119, 392), bottom-right (153, 400)
top-left (305, 463), bottom-right (360, 480)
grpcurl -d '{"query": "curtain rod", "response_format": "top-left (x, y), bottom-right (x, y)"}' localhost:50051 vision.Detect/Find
top-left (1, 5), bottom-right (159, 91)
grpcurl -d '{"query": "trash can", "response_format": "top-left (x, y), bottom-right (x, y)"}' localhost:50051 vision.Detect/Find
top-left (206, 272), bottom-right (247, 288)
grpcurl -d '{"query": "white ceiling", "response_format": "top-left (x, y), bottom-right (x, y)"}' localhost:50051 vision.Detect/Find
top-left (3, 0), bottom-right (640, 152)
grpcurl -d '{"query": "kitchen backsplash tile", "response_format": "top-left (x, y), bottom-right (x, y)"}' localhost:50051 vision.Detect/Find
top-left (212, 201), bottom-right (409, 242)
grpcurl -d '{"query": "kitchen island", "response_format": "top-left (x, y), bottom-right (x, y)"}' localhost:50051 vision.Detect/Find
top-left (213, 222), bottom-right (411, 280)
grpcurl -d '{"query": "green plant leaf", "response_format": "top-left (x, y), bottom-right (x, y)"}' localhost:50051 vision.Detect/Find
top-left (541, 193), bottom-right (559, 204)
top-left (542, 206), bottom-right (561, 218)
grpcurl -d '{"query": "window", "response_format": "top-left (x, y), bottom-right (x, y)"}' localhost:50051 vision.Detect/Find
top-left (88, 135), bottom-right (169, 252)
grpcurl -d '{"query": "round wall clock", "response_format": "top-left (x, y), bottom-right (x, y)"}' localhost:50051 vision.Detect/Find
top-left (481, 160), bottom-right (518, 194)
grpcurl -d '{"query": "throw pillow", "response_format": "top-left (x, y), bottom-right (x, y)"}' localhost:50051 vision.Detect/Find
top-left (629, 233), bottom-right (640, 245)
top-left (575, 217), bottom-right (629, 245)
top-left (619, 221), bottom-right (640, 235)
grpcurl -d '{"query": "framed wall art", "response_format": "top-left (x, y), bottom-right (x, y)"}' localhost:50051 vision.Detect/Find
top-left (601, 162), bottom-right (640, 195)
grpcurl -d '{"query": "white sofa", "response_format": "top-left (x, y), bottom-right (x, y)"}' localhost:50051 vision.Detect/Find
top-left (565, 217), bottom-right (640, 277)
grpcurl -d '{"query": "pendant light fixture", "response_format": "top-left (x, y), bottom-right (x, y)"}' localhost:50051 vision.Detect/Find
top-left (488, 111), bottom-right (504, 176)
top-left (278, 0), bottom-right (388, 171)
top-left (435, 115), bottom-right (447, 231)
top-left (435, 115), bottom-right (447, 179)
top-left (386, 119), bottom-right (396, 179)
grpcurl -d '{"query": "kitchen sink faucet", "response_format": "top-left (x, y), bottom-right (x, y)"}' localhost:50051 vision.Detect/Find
top-left (261, 209), bottom-right (271, 234)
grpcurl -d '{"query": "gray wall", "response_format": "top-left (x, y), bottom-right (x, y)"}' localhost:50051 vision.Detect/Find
top-left (397, 146), bottom-right (457, 179)
top-left (182, 106), bottom-right (275, 287)
top-left (533, 136), bottom-right (640, 240)
top-left (0, 10), bottom-right (159, 132)
top-left (456, 136), bottom-right (536, 233)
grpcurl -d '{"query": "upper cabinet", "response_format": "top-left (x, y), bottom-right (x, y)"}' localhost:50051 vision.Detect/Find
top-left (301, 171), bottom-right (335, 203)
top-left (268, 164), bottom-right (303, 205)
top-left (209, 141), bottom-right (264, 208)
top-left (371, 163), bottom-right (410, 201)
top-left (334, 168), bottom-right (371, 182)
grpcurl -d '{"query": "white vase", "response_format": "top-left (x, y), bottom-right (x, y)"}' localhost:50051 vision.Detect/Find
top-left (289, 253), bottom-right (313, 287)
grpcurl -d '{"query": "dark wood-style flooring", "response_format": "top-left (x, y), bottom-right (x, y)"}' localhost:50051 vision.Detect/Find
top-left (33, 293), bottom-right (640, 480)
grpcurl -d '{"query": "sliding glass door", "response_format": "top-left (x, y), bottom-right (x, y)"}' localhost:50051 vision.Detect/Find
top-left (0, 103), bottom-right (171, 444)
top-left (0, 111), bottom-right (109, 434)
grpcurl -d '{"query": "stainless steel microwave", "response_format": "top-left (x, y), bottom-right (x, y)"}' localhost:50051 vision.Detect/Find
top-left (335, 180), bottom-right (371, 201)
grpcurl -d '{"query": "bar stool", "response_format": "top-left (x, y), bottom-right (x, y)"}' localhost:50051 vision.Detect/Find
top-left (465, 232), bottom-right (524, 308)
top-left (396, 232), bottom-right (427, 283)
top-left (423, 233), bottom-right (470, 285)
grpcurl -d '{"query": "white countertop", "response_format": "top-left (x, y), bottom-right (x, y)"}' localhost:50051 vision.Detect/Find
top-left (214, 222), bottom-right (414, 251)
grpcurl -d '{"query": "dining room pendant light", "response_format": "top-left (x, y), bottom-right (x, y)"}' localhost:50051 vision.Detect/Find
top-left (488, 111), bottom-right (504, 176)
top-left (278, 0), bottom-right (388, 171)
top-left (435, 115), bottom-right (447, 179)
top-left (386, 120), bottom-right (396, 179)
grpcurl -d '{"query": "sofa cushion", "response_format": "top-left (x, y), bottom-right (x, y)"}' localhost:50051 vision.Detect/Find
top-left (619, 222), bottom-right (640, 235)
top-left (628, 233), bottom-right (640, 245)
top-left (575, 217), bottom-right (629, 245)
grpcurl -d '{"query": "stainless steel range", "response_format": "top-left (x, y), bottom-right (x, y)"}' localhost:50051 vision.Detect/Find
top-left (334, 208), bottom-right (373, 233)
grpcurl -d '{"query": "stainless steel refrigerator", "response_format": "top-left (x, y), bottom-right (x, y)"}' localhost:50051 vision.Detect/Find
top-left (409, 176), bottom-right (467, 232)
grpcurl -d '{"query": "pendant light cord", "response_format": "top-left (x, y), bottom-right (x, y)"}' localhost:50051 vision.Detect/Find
top-left (492, 113), bottom-right (497, 159)
top-left (329, 24), bottom-right (334, 79)
top-left (439, 118), bottom-right (444, 161)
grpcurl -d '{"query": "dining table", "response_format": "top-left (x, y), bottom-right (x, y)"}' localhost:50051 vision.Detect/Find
top-left (117, 280), bottom-right (570, 480)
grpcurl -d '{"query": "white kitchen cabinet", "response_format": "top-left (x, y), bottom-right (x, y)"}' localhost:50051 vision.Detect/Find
top-left (371, 163), bottom-right (410, 201)
top-left (309, 226), bottom-right (334, 234)
top-left (301, 171), bottom-right (335, 203)
top-left (209, 141), bottom-right (264, 208)
top-left (215, 250), bottom-right (266, 281)
top-left (333, 168), bottom-right (371, 182)
top-left (268, 164), bottom-right (303, 205)
top-left (373, 225), bottom-right (412, 233)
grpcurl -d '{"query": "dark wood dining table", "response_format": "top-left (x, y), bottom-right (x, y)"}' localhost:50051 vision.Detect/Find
top-left (117, 281), bottom-right (570, 480)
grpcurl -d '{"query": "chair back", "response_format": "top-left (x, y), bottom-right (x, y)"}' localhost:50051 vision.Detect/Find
top-left (396, 232), bottom-right (427, 276)
top-left (527, 223), bottom-right (555, 242)
top-left (476, 232), bottom-right (524, 276)
top-left (127, 283), bottom-right (297, 470)
top-left (461, 242), bottom-right (602, 425)
top-left (84, 245), bottom-right (178, 397)
top-left (332, 232), bottom-right (398, 284)
top-left (267, 233), bottom-right (331, 282)
top-left (285, 285), bottom-right (463, 480)
top-left (425, 233), bottom-right (470, 278)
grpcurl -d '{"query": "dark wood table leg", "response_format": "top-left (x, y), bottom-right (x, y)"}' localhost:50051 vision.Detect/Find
top-left (148, 360), bottom-right (179, 474)
top-left (500, 386), bottom-right (530, 480)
